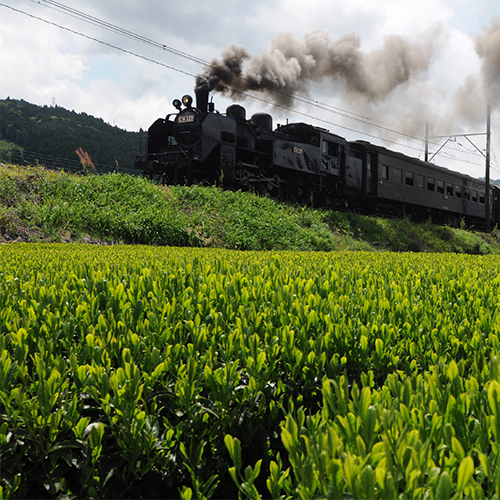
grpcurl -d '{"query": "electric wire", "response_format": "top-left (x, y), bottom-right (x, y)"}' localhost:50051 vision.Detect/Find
top-left (2, 0), bottom-right (497, 174)
top-left (21, 0), bottom-right (435, 146)
top-left (34, 0), bottom-right (498, 172)
top-left (2, 1), bottom-right (426, 152)
top-left (27, 0), bottom-right (209, 67)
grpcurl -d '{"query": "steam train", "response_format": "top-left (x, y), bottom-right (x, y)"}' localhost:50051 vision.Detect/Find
top-left (135, 88), bottom-right (499, 228)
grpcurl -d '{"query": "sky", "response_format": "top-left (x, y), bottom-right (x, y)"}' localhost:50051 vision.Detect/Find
top-left (1, 0), bottom-right (500, 179)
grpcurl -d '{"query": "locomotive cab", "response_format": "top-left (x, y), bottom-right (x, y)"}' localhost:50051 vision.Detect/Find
top-left (134, 117), bottom-right (177, 176)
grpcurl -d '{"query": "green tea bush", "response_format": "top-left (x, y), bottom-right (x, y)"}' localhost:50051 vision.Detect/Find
top-left (2, 245), bottom-right (500, 498)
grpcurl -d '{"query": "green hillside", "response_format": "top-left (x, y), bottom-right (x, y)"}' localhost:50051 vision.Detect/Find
top-left (0, 98), bottom-right (140, 169)
top-left (0, 163), bottom-right (498, 254)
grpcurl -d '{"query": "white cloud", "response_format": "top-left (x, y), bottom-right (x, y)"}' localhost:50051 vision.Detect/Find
top-left (1, 8), bottom-right (86, 103)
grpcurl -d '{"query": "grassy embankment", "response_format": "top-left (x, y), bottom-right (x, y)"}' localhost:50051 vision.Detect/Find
top-left (0, 163), bottom-right (498, 253)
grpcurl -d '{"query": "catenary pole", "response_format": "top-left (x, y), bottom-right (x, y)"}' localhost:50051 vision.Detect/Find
top-left (486, 104), bottom-right (491, 231)
top-left (425, 106), bottom-right (492, 230)
top-left (425, 123), bottom-right (429, 162)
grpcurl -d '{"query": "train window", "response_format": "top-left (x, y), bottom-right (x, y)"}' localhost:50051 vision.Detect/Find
top-left (455, 186), bottom-right (462, 198)
top-left (405, 172), bottom-right (414, 186)
top-left (416, 175), bottom-right (424, 189)
top-left (446, 183), bottom-right (453, 196)
top-left (393, 168), bottom-right (402, 183)
top-left (322, 141), bottom-right (339, 157)
top-left (427, 178), bottom-right (435, 191)
top-left (480, 193), bottom-right (485, 204)
top-left (464, 188), bottom-right (470, 200)
top-left (471, 190), bottom-right (478, 202)
top-left (437, 180), bottom-right (445, 194)
top-left (380, 165), bottom-right (389, 180)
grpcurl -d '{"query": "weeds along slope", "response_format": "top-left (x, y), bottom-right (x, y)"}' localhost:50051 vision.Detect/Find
top-left (0, 165), bottom-right (195, 246)
top-left (2, 245), bottom-right (500, 498)
top-left (0, 163), bottom-right (498, 253)
top-left (0, 164), bottom-right (356, 250)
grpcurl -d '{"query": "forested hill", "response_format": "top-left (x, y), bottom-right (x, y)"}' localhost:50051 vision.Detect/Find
top-left (0, 98), bottom-right (141, 169)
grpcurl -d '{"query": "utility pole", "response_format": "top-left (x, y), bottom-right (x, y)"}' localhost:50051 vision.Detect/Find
top-left (486, 104), bottom-right (491, 231)
top-left (425, 105), bottom-right (492, 230)
top-left (425, 123), bottom-right (429, 162)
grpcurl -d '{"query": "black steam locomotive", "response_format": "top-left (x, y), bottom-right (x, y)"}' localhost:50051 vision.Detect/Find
top-left (135, 89), bottom-right (498, 228)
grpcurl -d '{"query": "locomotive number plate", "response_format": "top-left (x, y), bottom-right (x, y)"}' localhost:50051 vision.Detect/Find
top-left (179, 115), bottom-right (195, 123)
top-left (293, 146), bottom-right (304, 155)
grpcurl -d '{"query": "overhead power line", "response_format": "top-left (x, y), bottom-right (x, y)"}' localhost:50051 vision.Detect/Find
top-left (28, 0), bottom-right (208, 66)
top-left (1, 0), bottom-right (497, 172)
top-left (2, 2), bottom-right (419, 150)
top-left (19, 0), bottom-right (429, 146)
top-left (36, 0), bottom-right (496, 168)
top-left (0, 3), bottom-right (197, 78)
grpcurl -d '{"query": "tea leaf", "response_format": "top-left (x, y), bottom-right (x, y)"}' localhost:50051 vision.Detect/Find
top-left (224, 434), bottom-right (242, 472)
top-left (435, 472), bottom-right (452, 500)
top-left (456, 456), bottom-right (474, 492)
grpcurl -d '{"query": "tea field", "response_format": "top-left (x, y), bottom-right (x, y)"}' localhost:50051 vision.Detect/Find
top-left (2, 244), bottom-right (500, 499)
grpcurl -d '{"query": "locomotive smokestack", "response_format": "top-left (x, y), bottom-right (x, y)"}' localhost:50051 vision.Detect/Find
top-left (196, 87), bottom-right (209, 113)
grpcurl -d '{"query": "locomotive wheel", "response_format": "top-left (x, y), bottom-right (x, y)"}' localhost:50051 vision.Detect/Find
top-left (256, 177), bottom-right (283, 199)
top-left (290, 176), bottom-right (313, 206)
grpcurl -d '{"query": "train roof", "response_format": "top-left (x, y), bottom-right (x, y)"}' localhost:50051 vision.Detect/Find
top-left (350, 139), bottom-right (485, 184)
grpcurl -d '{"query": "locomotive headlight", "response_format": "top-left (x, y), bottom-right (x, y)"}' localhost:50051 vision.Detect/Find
top-left (182, 94), bottom-right (193, 107)
top-left (172, 99), bottom-right (182, 110)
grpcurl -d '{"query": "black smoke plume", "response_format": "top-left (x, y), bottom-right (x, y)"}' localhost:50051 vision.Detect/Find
top-left (195, 31), bottom-right (434, 105)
